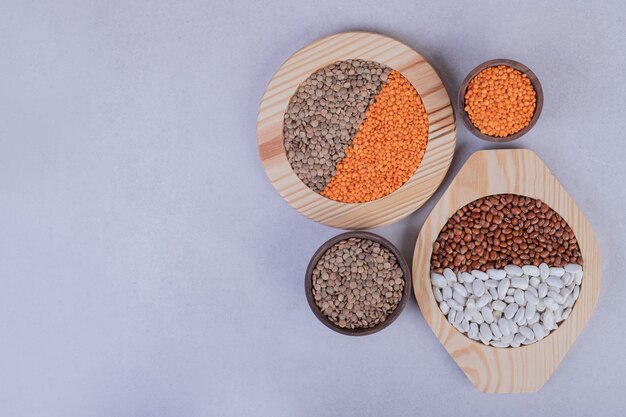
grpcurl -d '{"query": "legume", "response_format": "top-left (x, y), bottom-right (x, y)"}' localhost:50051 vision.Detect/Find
top-left (431, 264), bottom-right (582, 347)
top-left (284, 60), bottom-right (390, 192)
top-left (284, 59), bottom-right (429, 203)
top-left (311, 237), bottom-right (404, 329)
top-left (431, 194), bottom-right (582, 273)
top-left (464, 65), bottom-right (536, 137)
top-left (430, 194), bottom-right (583, 347)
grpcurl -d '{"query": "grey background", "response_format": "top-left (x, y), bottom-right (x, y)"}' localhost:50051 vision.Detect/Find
top-left (1, 0), bottom-right (625, 415)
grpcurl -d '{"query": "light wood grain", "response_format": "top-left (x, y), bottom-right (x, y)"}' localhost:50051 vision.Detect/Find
top-left (412, 149), bottom-right (601, 393)
top-left (257, 32), bottom-right (456, 229)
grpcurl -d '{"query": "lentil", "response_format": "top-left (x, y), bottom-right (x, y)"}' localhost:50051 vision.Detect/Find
top-left (283, 59), bottom-right (429, 203)
top-left (311, 237), bottom-right (404, 329)
top-left (321, 71), bottom-right (429, 203)
top-left (464, 65), bottom-right (536, 137)
top-left (284, 60), bottom-right (391, 192)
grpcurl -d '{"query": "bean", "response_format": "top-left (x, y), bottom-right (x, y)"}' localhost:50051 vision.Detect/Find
top-left (431, 273), bottom-right (446, 288)
top-left (504, 303), bottom-right (519, 319)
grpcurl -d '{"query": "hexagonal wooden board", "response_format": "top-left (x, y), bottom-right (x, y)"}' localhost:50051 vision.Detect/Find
top-left (412, 149), bottom-right (601, 393)
top-left (257, 32), bottom-right (456, 229)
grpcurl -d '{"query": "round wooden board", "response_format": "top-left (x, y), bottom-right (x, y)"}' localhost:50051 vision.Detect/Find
top-left (412, 149), bottom-right (601, 393)
top-left (257, 32), bottom-right (456, 229)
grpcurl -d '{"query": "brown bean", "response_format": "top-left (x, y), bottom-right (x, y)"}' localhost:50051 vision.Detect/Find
top-left (430, 193), bottom-right (582, 272)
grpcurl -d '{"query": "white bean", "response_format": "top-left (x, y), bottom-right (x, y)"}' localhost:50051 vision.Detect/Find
top-left (433, 287), bottom-right (443, 302)
top-left (519, 325), bottom-right (535, 340)
top-left (530, 276), bottom-right (541, 288)
top-left (554, 307), bottom-right (563, 322)
top-left (448, 299), bottom-right (463, 311)
top-left (432, 264), bottom-right (583, 348)
top-left (542, 311), bottom-right (555, 330)
top-left (525, 290), bottom-right (538, 304)
top-left (472, 280), bottom-right (485, 297)
top-left (455, 309), bottom-right (464, 324)
top-left (431, 273), bottom-right (447, 288)
top-left (487, 269), bottom-right (507, 280)
top-left (511, 277), bottom-right (529, 290)
top-left (472, 310), bottom-right (485, 324)
top-left (468, 322), bottom-right (479, 339)
top-left (453, 282), bottom-right (468, 298)
top-left (480, 323), bottom-right (493, 341)
top-left (574, 271), bottom-right (583, 285)
top-left (522, 265), bottom-right (540, 277)
top-left (497, 278), bottom-right (510, 299)
top-left (528, 312), bottom-right (540, 325)
top-left (525, 302), bottom-right (536, 319)
top-left (471, 270), bottom-right (489, 280)
top-left (453, 320), bottom-right (464, 332)
top-left (443, 268), bottom-right (457, 285)
top-left (481, 306), bottom-right (494, 324)
top-left (560, 285), bottom-right (572, 299)
top-left (462, 318), bottom-right (470, 332)
top-left (476, 293), bottom-right (491, 308)
top-left (504, 303), bottom-right (519, 319)
top-left (538, 282), bottom-right (548, 298)
top-left (498, 318), bottom-right (511, 336)
top-left (544, 297), bottom-right (559, 311)
top-left (565, 263), bottom-right (582, 274)
top-left (547, 276), bottom-right (563, 288)
top-left (532, 323), bottom-right (546, 340)
top-left (490, 322), bottom-right (502, 338)
top-left (549, 267), bottom-right (565, 277)
top-left (452, 291), bottom-right (466, 306)
top-left (485, 279), bottom-right (499, 288)
top-left (562, 307), bottom-right (572, 320)
top-left (563, 272), bottom-right (574, 286)
top-left (536, 300), bottom-right (546, 312)
top-left (447, 309), bottom-right (456, 323)
top-left (492, 300), bottom-right (506, 312)
top-left (512, 333), bottom-right (525, 347)
top-left (461, 272), bottom-right (475, 283)
top-left (504, 264), bottom-right (523, 276)
top-left (488, 288), bottom-right (498, 300)
top-left (547, 290), bottom-right (564, 304)
top-left (440, 301), bottom-right (450, 315)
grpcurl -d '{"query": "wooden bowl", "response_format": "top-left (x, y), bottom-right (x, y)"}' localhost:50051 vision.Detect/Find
top-left (458, 59), bottom-right (543, 142)
top-left (412, 149), bottom-right (601, 392)
top-left (257, 32), bottom-right (456, 229)
top-left (305, 231), bottom-right (412, 336)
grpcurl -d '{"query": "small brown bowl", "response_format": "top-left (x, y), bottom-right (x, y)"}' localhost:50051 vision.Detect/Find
top-left (458, 59), bottom-right (543, 143)
top-left (305, 231), bottom-right (412, 336)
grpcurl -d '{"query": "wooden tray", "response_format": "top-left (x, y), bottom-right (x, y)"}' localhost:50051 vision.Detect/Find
top-left (257, 32), bottom-right (456, 229)
top-left (412, 149), bottom-right (601, 393)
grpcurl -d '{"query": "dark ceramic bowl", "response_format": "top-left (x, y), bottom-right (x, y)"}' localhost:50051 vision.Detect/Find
top-left (458, 59), bottom-right (543, 142)
top-left (305, 231), bottom-right (411, 336)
